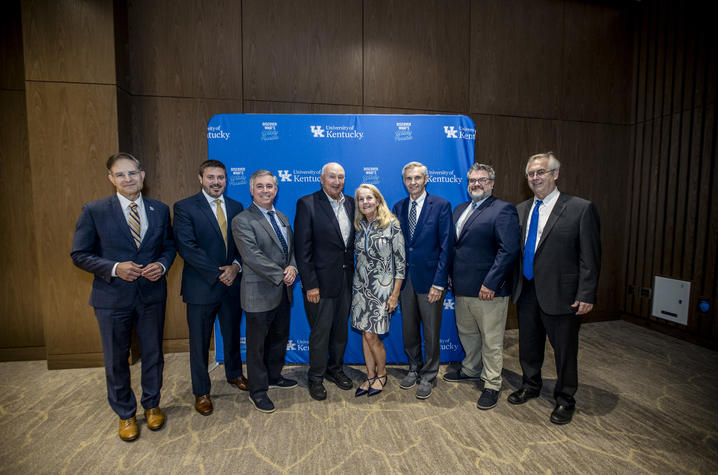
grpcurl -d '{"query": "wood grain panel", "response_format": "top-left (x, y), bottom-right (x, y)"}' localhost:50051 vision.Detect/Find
top-left (131, 96), bottom-right (243, 340)
top-left (0, 90), bottom-right (44, 354)
top-left (468, 114), bottom-right (559, 204)
top-left (561, 0), bottom-right (633, 124)
top-left (557, 120), bottom-right (630, 317)
top-left (1, 0), bottom-right (25, 90)
top-left (243, 0), bottom-right (362, 105)
top-left (364, 0), bottom-right (469, 112)
top-left (127, 0), bottom-right (242, 98)
top-left (245, 101), bottom-right (362, 114)
top-left (469, 0), bottom-right (563, 119)
top-left (21, 0), bottom-right (115, 84)
top-left (25, 82), bottom-right (119, 358)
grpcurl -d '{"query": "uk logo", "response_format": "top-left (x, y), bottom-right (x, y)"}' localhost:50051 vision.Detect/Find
top-left (443, 298), bottom-right (455, 310)
top-left (286, 340), bottom-right (297, 351)
top-left (310, 125), bottom-right (325, 137)
top-left (278, 170), bottom-right (292, 182)
top-left (443, 126), bottom-right (458, 139)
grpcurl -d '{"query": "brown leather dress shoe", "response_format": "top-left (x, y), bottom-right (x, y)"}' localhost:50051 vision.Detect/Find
top-left (194, 394), bottom-right (213, 416)
top-left (118, 416), bottom-right (139, 442)
top-left (144, 407), bottom-right (165, 430)
top-left (227, 375), bottom-right (249, 391)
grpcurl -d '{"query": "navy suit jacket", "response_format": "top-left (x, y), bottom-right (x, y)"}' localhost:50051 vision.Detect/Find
top-left (512, 193), bottom-right (601, 314)
top-left (294, 190), bottom-right (355, 298)
top-left (173, 192), bottom-right (244, 305)
top-left (71, 194), bottom-right (176, 309)
top-left (392, 193), bottom-right (453, 293)
top-left (452, 195), bottom-right (520, 298)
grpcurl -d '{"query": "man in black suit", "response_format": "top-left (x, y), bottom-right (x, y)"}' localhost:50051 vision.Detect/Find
top-left (509, 152), bottom-right (601, 425)
top-left (71, 153), bottom-right (176, 441)
top-left (294, 162), bottom-right (355, 400)
top-left (173, 160), bottom-right (248, 417)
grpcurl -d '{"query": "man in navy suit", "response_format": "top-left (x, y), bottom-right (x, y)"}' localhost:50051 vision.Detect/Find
top-left (509, 152), bottom-right (601, 425)
top-left (71, 153), bottom-right (176, 441)
top-left (392, 161), bottom-right (453, 399)
top-left (294, 162), bottom-right (355, 401)
top-left (173, 160), bottom-right (248, 417)
top-left (445, 163), bottom-right (520, 410)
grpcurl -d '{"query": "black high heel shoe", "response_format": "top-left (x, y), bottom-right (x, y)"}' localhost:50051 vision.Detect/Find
top-left (355, 376), bottom-right (375, 397)
top-left (368, 374), bottom-right (387, 397)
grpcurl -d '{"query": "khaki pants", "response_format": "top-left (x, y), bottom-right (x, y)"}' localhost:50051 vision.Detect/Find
top-left (454, 295), bottom-right (509, 391)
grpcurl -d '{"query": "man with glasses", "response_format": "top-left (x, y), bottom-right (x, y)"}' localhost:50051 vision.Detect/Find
top-left (71, 153), bottom-right (176, 441)
top-left (445, 163), bottom-right (520, 410)
top-left (509, 152), bottom-right (601, 425)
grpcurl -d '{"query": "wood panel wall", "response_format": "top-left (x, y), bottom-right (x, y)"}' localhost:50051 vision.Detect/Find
top-left (11, 0), bottom-right (711, 367)
top-left (623, 0), bottom-right (717, 348)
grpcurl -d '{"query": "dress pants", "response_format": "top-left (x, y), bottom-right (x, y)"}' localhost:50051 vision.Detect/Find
top-left (245, 288), bottom-right (290, 397)
top-left (454, 295), bottom-right (508, 391)
top-left (94, 298), bottom-right (165, 419)
top-left (516, 277), bottom-right (581, 407)
top-left (186, 297), bottom-right (244, 397)
top-left (399, 276), bottom-right (444, 382)
top-left (304, 271), bottom-right (351, 382)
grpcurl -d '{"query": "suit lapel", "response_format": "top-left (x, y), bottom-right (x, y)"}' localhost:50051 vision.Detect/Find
top-left (141, 198), bottom-right (158, 249)
top-left (252, 203), bottom-right (284, 252)
top-left (317, 191), bottom-right (345, 244)
top-left (518, 200), bottom-right (531, 251)
top-left (536, 194), bottom-right (569, 252)
top-left (110, 195), bottom-right (136, 248)
top-left (196, 192), bottom-right (226, 248)
top-left (459, 196), bottom-right (494, 241)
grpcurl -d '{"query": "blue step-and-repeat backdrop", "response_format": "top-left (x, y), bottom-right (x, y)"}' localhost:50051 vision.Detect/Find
top-left (209, 114), bottom-right (476, 364)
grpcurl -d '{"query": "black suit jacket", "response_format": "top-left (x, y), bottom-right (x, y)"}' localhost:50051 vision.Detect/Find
top-left (294, 190), bottom-right (355, 298)
top-left (173, 192), bottom-right (244, 305)
top-left (512, 193), bottom-right (601, 314)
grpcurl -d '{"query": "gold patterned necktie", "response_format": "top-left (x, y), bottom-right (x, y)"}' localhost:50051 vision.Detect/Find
top-left (129, 202), bottom-right (141, 248)
top-left (214, 199), bottom-right (228, 250)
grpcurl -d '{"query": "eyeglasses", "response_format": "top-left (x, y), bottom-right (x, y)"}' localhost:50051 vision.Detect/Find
top-left (468, 177), bottom-right (493, 184)
top-left (526, 169), bottom-right (555, 179)
top-left (111, 170), bottom-right (141, 179)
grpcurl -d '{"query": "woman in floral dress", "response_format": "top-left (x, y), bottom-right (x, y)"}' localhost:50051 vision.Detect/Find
top-left (351, 184), bottom-right (405, 397)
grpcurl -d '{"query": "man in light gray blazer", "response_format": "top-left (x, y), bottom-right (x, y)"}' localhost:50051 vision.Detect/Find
top-left (232, 170), bottom-right (298, 413)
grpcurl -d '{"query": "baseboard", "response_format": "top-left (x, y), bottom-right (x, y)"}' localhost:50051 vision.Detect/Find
top-left (163, 338), bottom-right (189, 353)
top-left (47, 352), bottom-right (105, 369)
top-left (0, 346), bottom-right (46, 362)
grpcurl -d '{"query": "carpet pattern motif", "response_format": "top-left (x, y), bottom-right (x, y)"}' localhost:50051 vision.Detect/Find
top-left (0, 321), bottom-right (716, 474)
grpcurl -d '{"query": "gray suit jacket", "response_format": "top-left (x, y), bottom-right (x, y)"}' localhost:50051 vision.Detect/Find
top-left (512, 193), bottom-right (601, 315)
top-left (232, 203), bottom-right (296, 313)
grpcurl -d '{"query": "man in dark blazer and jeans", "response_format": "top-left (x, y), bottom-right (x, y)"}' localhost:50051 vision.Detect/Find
top-left (71, 153), bottom-right (176, 441)
top-left (294, 162), bottom-right (355, 400)
top-left (173, 160), bottom-right (248, 417)
top-left (510, 152), bottom-right (601, 425)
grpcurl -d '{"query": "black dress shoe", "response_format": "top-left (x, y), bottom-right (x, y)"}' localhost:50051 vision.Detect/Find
top-left (325, 371), bottom-right (353, 390)
top-left (507, 387), bottom-right (541, 405)
top-left (308, 380), bottom-right (327, 401)
top-left (268, 376), bottom-right (298, 389)
top-left (550, 405), bottom-right (575, 425)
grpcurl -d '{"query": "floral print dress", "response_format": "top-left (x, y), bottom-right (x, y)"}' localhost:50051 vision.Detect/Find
top-left (351, 218), bottom-right (406, 334)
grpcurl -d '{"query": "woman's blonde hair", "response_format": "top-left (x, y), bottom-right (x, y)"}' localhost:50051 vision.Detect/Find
top-left (354, 184), bottom-right (395, 230)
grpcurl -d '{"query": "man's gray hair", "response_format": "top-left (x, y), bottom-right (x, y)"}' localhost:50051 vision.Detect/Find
top-left (249, 169), bottom-right (278, 188)
top-left (468, 163), bottom-right (495, 180)
top-left (402, 161), bottom-right (428, 178)
top-left (526, 152), bottom-right (561, 175)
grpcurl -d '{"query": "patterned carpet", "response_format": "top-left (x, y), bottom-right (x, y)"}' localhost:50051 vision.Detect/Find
top-left (0, 320), bottom-right (716, 474)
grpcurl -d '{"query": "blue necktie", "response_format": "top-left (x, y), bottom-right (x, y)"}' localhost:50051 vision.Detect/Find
top-left (408, 201), bottom-right (417, 240)
top-left (267, 210), bottom-right (288, 257)
top-left (522, 200), bottom-right (542, 280)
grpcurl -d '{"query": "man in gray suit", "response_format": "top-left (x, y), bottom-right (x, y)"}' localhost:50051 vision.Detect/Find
top-left (232, 170), bottom-right (298, 413)
top-left (510, 152), bottom-right (601, 425)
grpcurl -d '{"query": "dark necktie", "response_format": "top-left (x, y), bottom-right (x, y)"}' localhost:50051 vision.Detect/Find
top-left (522, 200), bottom-right (543, 280)
top-left (267, 210), bottom-right (288, 257)
top-left (408, 200), bottom-right (417, 240)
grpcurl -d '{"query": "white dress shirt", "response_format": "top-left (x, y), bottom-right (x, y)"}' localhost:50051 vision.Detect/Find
top-left (524, 187), bottom-right (561, 252)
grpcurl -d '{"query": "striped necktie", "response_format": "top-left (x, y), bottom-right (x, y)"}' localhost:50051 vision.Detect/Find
top-left (267, 210), bottom-right (288, 257)
top-left (408, 200), bottom-right (417, 240)
top-left (129, 202), bottom-right (141, 248)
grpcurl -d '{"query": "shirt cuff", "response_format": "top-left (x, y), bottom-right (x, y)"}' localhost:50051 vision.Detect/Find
top-left (432, 285), bottom-right (444, 291)
top-left (233, 260), bottom-right (242, 272)
top-left (111, 262), bottom-right (119, 277)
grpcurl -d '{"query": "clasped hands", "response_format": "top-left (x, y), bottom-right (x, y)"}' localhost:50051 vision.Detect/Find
top-left (116, 261), bottom-right (163, 282)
